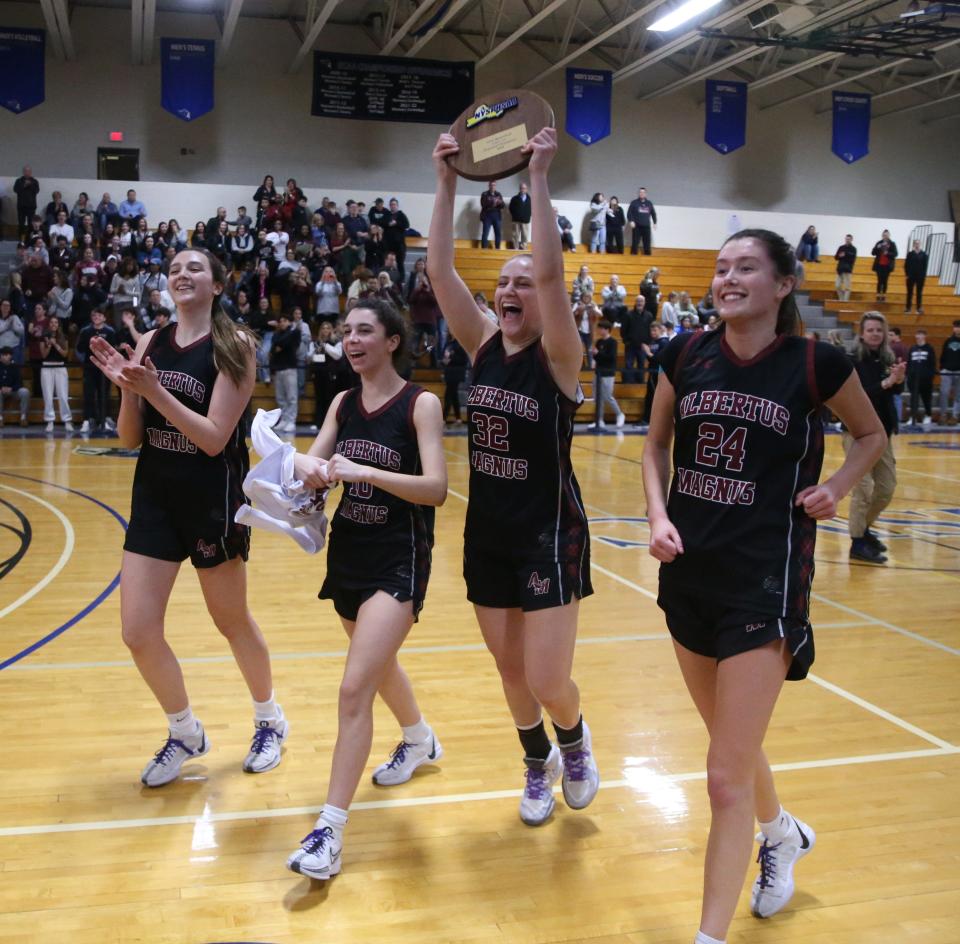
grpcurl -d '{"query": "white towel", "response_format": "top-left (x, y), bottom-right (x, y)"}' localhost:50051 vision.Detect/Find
top-left (234, 408), bottom-right (329, 553)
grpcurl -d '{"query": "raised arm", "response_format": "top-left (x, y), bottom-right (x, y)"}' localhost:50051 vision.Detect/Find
top-left (427, 134), bottom-right (497, 361)
top-left (525, 127), bottom-right (584, 397)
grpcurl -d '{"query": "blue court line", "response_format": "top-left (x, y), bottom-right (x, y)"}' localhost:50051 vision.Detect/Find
top-left (0, 472), bottom-right (127, 671)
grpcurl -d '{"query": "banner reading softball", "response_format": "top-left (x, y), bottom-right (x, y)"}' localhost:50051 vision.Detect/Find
top-left (161, 38), bottom-right (215, 122)
top-left (705, 79), bottom-right (746, 155)
top-left (832, 92), bottom-right (870, 164)
top-left (0, 28), bottom-right (45, 114)
top-left (565, 68), bottom-right (611, 146)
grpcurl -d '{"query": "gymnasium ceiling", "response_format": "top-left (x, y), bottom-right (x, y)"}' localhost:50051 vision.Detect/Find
top-left (26, 0), bottom-right (960, 122)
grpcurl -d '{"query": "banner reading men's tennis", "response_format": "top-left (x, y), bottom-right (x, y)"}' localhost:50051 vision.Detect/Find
top-left (161, 38), bottom-right (215, 122)
top-left (0, 28), bottom-right (45, 114)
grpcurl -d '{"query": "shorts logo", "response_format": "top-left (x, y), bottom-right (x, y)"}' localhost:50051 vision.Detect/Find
top-left (746, 621), bottom-right (766, 633)
top-left (196, 539), bottom-right (218, 560)
top-left (527, 572), bottom-right (551, 596)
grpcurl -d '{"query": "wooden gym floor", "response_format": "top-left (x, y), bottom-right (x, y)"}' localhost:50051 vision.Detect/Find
top-left (1, 429), bottom-right (958, 943)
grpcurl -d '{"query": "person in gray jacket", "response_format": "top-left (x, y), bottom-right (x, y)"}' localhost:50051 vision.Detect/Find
top-left (0, 300), bottom-right (25, 362)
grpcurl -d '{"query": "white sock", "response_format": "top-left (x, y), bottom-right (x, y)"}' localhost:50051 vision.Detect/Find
top-left (401, 717), bottom-right (431, 745)
top-left (318, 803), bottom-right (348, 841)
top-left (167, 707), bottom-right (201, 740)
top-left (694, 932), bottom-right (725, 944)
top-left (759, 805), bottom-right (793, 843)
top-left (253, 691), bottom-right (280, 723)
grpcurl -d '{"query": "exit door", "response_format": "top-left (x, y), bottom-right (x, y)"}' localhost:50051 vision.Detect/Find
top-left (97, 148), bottom-right (140, 181)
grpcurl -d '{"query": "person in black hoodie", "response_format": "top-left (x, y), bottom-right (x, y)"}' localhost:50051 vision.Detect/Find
top-left (508, 183), bottom-right (532, 250)
top-left (906, 327), bottom-right (936, 428)
top-left (270, 311), bottom-right (301, 434)
top-left (605, 197), bottom-right (626, 254)
top-left (75, 308), bottom-right (117, 433)
top-left (440, 335), bottom-right (469, 424)
top-left (845, 312), bottom-right (905, 563)
top-left (939, 320), bottom-right (960, 425)
top-left (903, 239), bottom-right (928, 314)
top-left (871, 230), bottom-right (898, 301)
top-left (619, 294), bottom-right (654, 383)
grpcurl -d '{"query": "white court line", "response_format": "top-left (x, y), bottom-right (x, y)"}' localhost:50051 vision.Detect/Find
top-left (0, 483), bottom-right (75, 620)
top-left (1, 745), bottom-right (955, 838)
top-left (895, 466), bottom-right (960, 486)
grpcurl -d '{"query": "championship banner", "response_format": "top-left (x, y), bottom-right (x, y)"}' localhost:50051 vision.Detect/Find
top-left (705, 79), bottom-right (746, 155)
top-left (161, 38), bottom-right (215, 122)
top-left (312, 52), bottom-right (473, 124)
top-left (565, 68), bottom-right (611, 146)
top-left (0, 28), bottom-right (45, 114)
top-left (832, 92), bottom-right (870, 164)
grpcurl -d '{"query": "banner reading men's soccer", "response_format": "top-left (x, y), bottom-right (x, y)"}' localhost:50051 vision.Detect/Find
top-left (0, 28), bottom-right (45, 114)
top-left (565, 68), bottom-right (612, 146)
top-left (832, 92), bottom-right (870, 164)
top-left (704, 80), bottom-right (747, 155)
top-left (161, 38), bottom-right (215, 122)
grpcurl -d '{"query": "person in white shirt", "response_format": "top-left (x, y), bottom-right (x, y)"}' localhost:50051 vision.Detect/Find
top-left (48, 211), bottom-right (75, 246)
top-left (266, 219), bottom-right (290, 264)
top-left (660, 291), bottom-right (680, 332)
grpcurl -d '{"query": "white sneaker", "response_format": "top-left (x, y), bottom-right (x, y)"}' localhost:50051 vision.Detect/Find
top-left (80, 419), bottom-right (92, 433)
top-left (140, 727), bottom-right (210, 787)
top-left (560, 721), bottom-right (600, 810)
top-left (923, 416), bottom-right (932, 426)
top-left (519, 744), bottom-right (562, 826)
top-left (282, 423), bottom-right (297, 433)
top-left (64, 421), bottom-right (74, 431)
top-left (287, 825), bottom-right (343, 880)
top-left (308, 424), bottom-right (319, 433)
top-left (242, 713), bottom-right (288, 773)
top-left (615, 413), bottom-right (625, 428)
top-left (104, 417), bottom-right (117, 432)
top-left (751, 815), bottom-right (816, 918)
top-left (44, 421), bottom-right (54, 432)
top-left (372, 732), bottom-right (443, 786)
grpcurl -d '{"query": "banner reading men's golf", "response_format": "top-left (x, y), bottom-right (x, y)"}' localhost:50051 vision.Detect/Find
top-left (832, 92), bottom-right (871, 164)
top-left (565, 68), bottom-right (612, 146)
top-left (0, 28), bottom-right (45, 114)
top-left (704, 79), bottom-right (747, 155)
top-left (161, 38), bottom-right (215, 122)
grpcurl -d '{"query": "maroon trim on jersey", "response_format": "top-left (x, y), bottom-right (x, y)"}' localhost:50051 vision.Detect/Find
top-left (473, 330), bottom-right (501, 372)
top-left (670, 329), bottom-right (704, 385)
top-left (534, 340), bottom-right (580, 407)
top-left (406, 385), bottom-right (425, 437)
top-left (168, 323), bottom-right (212, 353)
top-left (806, 338), bottom-right (821, 405)
top-left (357, 380), bottom-right (411, 421)
top-left (138, 327), bottom-right (163, 366)
top-left (503, 335), bottom-right (540, 365)
top-left (335, 388), bottom-right (355, 425)
top-left (720, 331), bottom-right (786, 367)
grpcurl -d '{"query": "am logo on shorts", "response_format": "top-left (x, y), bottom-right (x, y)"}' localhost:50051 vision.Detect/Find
top-left (527, 572), bottom-right (551, 596)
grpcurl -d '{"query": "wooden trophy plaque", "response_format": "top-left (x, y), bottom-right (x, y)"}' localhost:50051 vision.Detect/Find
top-left (446, 89), bottom-right (555, 182)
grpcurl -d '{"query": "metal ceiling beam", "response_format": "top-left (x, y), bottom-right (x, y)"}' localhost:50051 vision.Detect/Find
top-left (522, 0), bottom-right (667, 87)
top-left (38, 0), bottom-right (66, 60)
top-left (405, 0), bottom-right (474, 57)
top-left (380, 0), bottom-right (427, 55)
top-left (486, 0), bottom-right (506, 52)
top-left (815, 64), bottom-right (960, 112)
top-left (288, 0), bottom-right (343, 72)
top-left (142, 0), bottom-right (156, 64)
top-left (559, 0), bottom-right (584, 60)
top-left (477, 0), bottom-right (571, 67)
top-left (877, 87), bottom-right (960, 118)
top-left (130, 0), bottom-right (143, 65)
top-left (219, 0), bottom-right (246, 62)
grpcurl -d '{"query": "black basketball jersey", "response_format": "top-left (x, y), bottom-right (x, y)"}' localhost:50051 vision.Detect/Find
top-left (326, 383), bottom-right (434, 595)
top-left (465, 332), bottom-right (589, 558)
top-left (134, 324), bottom-right (249, 490)
top-left (659, 330), bottom-right (851, 619)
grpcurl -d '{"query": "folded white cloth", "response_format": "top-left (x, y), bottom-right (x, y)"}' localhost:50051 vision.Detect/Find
top-left (234, 408), bottom-right (329, 553)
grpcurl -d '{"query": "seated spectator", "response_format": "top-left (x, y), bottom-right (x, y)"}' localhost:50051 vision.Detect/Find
top-left (557, 204), bottom-right (579, 249)
top-left (108, 256), bottom-right (141, 326)
top-left (70, 192), bottom-right (92, 231)
top-left (256, 196), bottom-right (279, 232)
top-left (697, 288), bottom-right (717, 322)
top-left (704, 313), bottom-right (721, 331)
top-left (797, 225), bottom-right (820, 262)
top-left (118, 220), bottom-right (134, 254)
top-left (0, 300), bottom-right (25, 365)
top-left (571, 264), bottom-right (593, 304)
top-left (347, 266), bottom-right (375, 303)
top-left (230, 288), bottom-right (253, 326)
top-left (474, 291), bottom-right (498, 325)
top-left (136, 236), bottom-right (162, 268)
top-left (98, 223), bottom-right (117, 254)
top-left (190, 221), bottom-right (208, 249)
top-left (314, 265), bottom-right (342, 324)
top-left (167, 219), bottom-right (188, 251)
top-left (207, 220), bottom-right (231, 265)
top-left (95, 193), bottom-right (118, 232)
top-left (118, 189), bottom-right (146, 224)
top-left (284, 264), bottom-right (313, 315)
top-left (640, 267), bottom-right (660, 317)
top-left (23, 215), bottom-right (46, 249)
top-left (376, 270), bottom-right (403, 309)
top-left (44, 192), bottom-right (69, 229)
top-left (75, 214), bottom-right (97, 248)
top-left (48, 210), bottom-right (75, 247)
top-left (677, 290), bottom-right (699, 325)
top-left (77, 232), bottom-right (97, 262)
top-left (380, 252), bottom-right (402, 292)
top-left (0, 346), bottom-right (29, 426)
top-left (230, 205), bottom-right (253, 230)
top-left (21, 253), bottom-right (54, 306)
top-left (206, 206), bottom-right (228, 236)
top-left (141, 287), bottom-right (174, 326)
top-left (231, 224), bottom-right (254, 269)
top-left (50, 236), bottom-right (76, 273)
top-left (678, 314), bottom-right (696, 334)
top-left (572, 291), bottom-right (601, 368)
top-left (153, 220), bottom-right (171, 252)
top-left (140, 260), bottom-right (169, 301)
top-left (600, 274), bottom-right (628, 321)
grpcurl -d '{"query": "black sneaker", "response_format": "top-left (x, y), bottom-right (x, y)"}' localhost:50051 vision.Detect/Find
top-left (850, 537), bottom-right (887, 564)
top-left (863, 528), bottom-right (888, 553)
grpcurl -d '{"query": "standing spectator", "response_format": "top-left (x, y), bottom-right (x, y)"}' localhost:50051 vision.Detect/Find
top-left (871, 229), bottom-right (897, 301)
top-left (589, 319), bottom-right (625, 430)
top-left (13, 166), bottom-right (40, 237)
top-left (279, 179), bottom-right (305, 230)
top-left (605, 196), bottom-right (626, 254)
top-left (363, 224), bottom-right (386, 274)
top-left (253, 174), bottom-right (278, 208)
top-left (206, 207), bottom-right (228, 237)
top-left (0, 347), bottom-right (30, 427)
top-left (270, 311), bottom-right (301, 434)
top-left (570, 264), bottom-right (593, 305)
top-left (627, 186), bottom-right (657, 255)
top-left (846, 312), bottom-right (904, 562)
top-left (72, 273), bottom-right (107, 333)
top-left (554, 207), bottom-right (576, 252)
top-left (473, 291), bottom-right (497, 325)
top-left (906, 327), bottom-right (936, 428)
top-left (75, 308), bottom-right (117, 433)
top-left (796, 225), bottom-right (820, 262)
top-left (834, 234), bottom-right (857, 302)
top-left (441, 335), bottom-right (468, 424)
top-left (887, 326), bottom-right (909, 430)
top-left (508, 182), bottom-right (532, 250)
top-left (639, 321), bottom-right (668, 427)
top-left (367, 197), bottom-right (389, 230)
top-left (96, 193), bottom-right (118, 231)
top-left (109, 257), bottom-right (141, 326)
top-left (939, 320), bottom-right (960, 426)
top-left (572, 291), bottom-right (601, 368)
top-left (660, 291), bottom-right (680, 333)
top-left (266, 217), bottom-right (290, 265)
top-left (308, 321), bottom-right (344, 432)
top-left (587, 193), bottom-right (607, 254)
top-left (314, 266), bottom-right (343, 324)
top-left (479, 181), bottom-right (505, 250)
top-left (904, 238), bottom-right (928, 314)
top-left (0, 300), bottom-right (25, 364)
top-left (118, 189), bottom-right (146, 225)
top-left (39, 315), bottom-right (73, 432)
top-left (639, 267), bottom-right (660, 318)
top-left (342, 201), bottom-right (369, 249)
top-left (620, 294), bottom-right (653, 383)
top-left (26, 302), bottom-right (49, 395)
top-left (21, 253), bottom-right (54, 306)
top-left (291, 305), bottom-right (313, 394)
top-left (47, 270), bottom-right (74, 327)
top-left (600, 274), bottom-right (628, 322)
top-left (407, 262), bottom-right (440, 364)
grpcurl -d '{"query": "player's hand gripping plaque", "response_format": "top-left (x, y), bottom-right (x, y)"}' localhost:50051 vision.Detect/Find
top-left (446, 89), bottom-right (555, 181)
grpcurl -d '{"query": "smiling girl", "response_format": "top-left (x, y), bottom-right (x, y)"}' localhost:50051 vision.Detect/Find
top-left (89, 248), bottom-right (288, 787)
top-left (642, 229), bottom-right (886, 944)
top-left (427, 127), bottom-right (598, 828)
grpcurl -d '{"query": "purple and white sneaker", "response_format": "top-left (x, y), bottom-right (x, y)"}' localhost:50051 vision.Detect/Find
top-left (519, 744), bottom-right (562, 826)
top-left (243, 710), bottom-right (288, 773)
top-left (287, 825), bottom-right (343, 880)
top-left (140, 727), bottom-right (210, 787)
top-left (372, 732), bottom-right (443, 786)
top-left (560, 721), bottom-right (600, 810)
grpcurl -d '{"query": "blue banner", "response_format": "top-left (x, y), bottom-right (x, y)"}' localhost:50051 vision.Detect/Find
top-left (705, 80), bottom-right (746, 154)
top-left (832, 91), bottom-right (870, 164)
top-left (566, 68), bottom-right (611, 146)
top-left (0, 28), bottom-right (45, 114)
top-left (161, 38), bottom-right (214, 122)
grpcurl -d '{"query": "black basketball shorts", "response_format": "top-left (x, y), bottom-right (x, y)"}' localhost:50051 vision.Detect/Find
top-left (124, 479), bottom-right (250, 569)
top-left (657, 587), bottom-right (814, 681)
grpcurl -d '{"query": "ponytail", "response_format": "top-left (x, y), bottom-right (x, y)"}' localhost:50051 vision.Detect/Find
top-left (211, 302), bottom-right (259, 386)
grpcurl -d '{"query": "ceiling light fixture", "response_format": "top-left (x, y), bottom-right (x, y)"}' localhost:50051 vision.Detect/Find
top-left (648, 0), bottom-right (725, 32)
